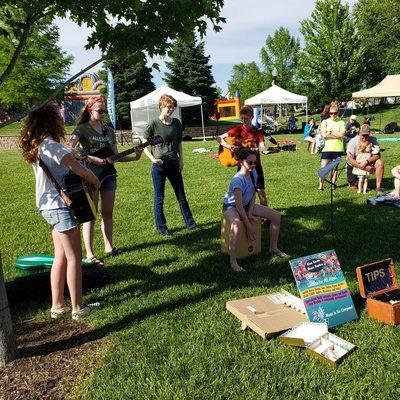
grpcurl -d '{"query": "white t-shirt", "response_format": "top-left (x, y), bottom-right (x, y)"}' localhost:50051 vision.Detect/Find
top-left (32, 138), bottom-right (70, 210)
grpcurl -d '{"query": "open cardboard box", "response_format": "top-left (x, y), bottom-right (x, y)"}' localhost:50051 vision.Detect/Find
top-left (356, 258), bottom-right (400, 325)
top-left (280, 322), bottom-right (355, 366)
top-left (226, 291), bottom-right (308, 339)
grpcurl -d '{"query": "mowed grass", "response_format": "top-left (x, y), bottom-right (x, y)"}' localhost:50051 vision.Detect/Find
top-left (1, 136), bottom-right (400, 399)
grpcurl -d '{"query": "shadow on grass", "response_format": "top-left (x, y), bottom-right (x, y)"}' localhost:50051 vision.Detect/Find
top-left (12, 196), bottom-right (400, 357)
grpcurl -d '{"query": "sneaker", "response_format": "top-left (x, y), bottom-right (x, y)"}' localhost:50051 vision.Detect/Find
top-left (72, 302), bottom-right (101, 321)
top-left (50, 306), bottom-right (70, 319)
top-left (158, 229), bottom-right (171, 236)
top-left (376, 187), bottom-right (384, 195)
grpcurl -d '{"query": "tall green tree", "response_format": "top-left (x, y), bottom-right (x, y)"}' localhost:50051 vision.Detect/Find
top-left (164, 39), bottom-right (217, 124)
top-left (0, 1), bottom-right (225, 86)
top-left (355, 0), bottom-right (400, 86)
top-left (227, 62), bottom-right (268, 102)
top-left (0, 18), bottom-right (72, 109)
top-left (298, 0), bottom-right (363, 104)
top-left (260, 27), bottom-right (300, 91)
top-left (104, 58), bottom-right (155, 129)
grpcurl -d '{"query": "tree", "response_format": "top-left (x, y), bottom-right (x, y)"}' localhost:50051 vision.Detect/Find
top-left (227, 62), bottom-right (268, 102)
top-left (260, 27), bottom-right (300, 91)
top-left (103, 58), bottom-right (155, 129)
top-left (0, 1), bottom-right (225, 86)
top-left (164, 38), bottom-right (217, 124)
top-left (297, 0), bottom-right (364, 105)
top-left (0, 18), bottom-right (72, 109)
top-left (355, 0), bottom-right (400, 86)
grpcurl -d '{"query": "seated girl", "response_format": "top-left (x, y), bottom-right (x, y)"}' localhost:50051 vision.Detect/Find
top-left (222, 148), bottom-right (289, 272)
top-left (391, 165), bottom-right (400, 200)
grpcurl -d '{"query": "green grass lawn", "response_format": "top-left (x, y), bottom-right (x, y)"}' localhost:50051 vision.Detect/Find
top-left (1, 136), bottom-right (400, 399)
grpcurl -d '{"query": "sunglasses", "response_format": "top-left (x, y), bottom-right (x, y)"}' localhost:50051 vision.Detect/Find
top-left (94, 109), bottom-right (107, 114)
top-left (330, 111), bottom-right (338, 115)
top-left (246, 160), bottom-right (257, 166)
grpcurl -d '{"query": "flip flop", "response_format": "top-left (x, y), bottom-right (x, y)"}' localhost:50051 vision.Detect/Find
top-left (105, 247), bottom-right (121, 256)
top-left (83, 256), bottom-right (104, 267)
top-left (270, 249), bottom-right (290, 259)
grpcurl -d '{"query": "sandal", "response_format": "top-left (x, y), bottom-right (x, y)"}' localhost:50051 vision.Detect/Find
top-left (105, 247), bottom-right (121, 256)
top-left (83, 256), bottom-right (104, 267)
top-left (231, 265), bottom-right (246, 273)
top-left (270, 249), bottom-right (290, 259)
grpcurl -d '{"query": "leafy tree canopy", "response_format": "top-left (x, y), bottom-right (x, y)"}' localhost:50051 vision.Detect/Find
top-left (227, 62), bottom-right (268, 103)
top-left (260, 27), bottom-right (300, 91)
top-left (355, 0), bottom-right (400, 86)
top-left (0, 0), bottom-right (225, 85)
top-left (298, 0), bottom-right (364, 104)
top-left (0, 17), bottom-right (72, 108)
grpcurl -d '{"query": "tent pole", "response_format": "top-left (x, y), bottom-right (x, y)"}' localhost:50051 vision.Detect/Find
top-left (305, 102), bottom-right (308, 123)
top-left (200, 104), bottom-right (206, 141)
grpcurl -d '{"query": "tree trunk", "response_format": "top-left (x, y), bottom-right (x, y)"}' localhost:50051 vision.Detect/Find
top-left (0, 14), bottom-right (35, 86)
top-left (0, 254), bottom-right (17, 367)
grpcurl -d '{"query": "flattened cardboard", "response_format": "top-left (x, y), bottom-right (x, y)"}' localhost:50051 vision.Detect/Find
top-left (356, 258), bottom-right (400, 325)
top-left (279, 322), bottom-right (328, 347)
top-left (226, 293), bottom-right (308, 339)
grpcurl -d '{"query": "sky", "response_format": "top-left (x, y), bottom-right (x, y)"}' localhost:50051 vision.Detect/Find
top-left (55, 0), bottom-right (357, 96)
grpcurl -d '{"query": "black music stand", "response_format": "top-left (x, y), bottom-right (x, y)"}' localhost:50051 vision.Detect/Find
top-left (317, 156), bottom-right (343, 241)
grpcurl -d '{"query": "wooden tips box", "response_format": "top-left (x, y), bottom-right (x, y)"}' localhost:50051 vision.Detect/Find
top-left (221, 216), bottom-right (261, 259)
top-left (226, 293), bottom-right (307, 339)
top-left (356, 258), bottom-right (400, 325)
top-left (280, 322), bottom-right (355, 365)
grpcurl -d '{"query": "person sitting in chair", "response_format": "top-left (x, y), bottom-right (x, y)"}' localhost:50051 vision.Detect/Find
top-left (347, 124), bottom-right (384, 194)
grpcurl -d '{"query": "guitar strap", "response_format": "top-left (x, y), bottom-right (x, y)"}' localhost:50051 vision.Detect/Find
top-left (39, 158), bottom-right (73, 207)
top-left (249, 170), bottom-right (259, 193)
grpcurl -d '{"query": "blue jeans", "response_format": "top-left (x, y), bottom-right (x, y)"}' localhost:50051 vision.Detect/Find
top-left (151, 161), bottom-right (195, 232)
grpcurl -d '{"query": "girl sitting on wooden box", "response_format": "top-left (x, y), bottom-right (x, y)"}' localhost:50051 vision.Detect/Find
top-left (222, 148), bottom-right (289, 272)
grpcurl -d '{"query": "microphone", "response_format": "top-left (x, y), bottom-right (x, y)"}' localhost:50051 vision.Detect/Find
top-left (258, 128), bottom-right (278, 146)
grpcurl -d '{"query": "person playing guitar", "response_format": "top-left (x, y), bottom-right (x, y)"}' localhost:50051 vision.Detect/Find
top-left (68, 97), bottom-right (142, 265)
top-left (218, 105), bottom-right (269, 206)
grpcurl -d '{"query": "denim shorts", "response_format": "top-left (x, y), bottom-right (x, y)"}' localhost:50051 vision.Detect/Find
top-left (100, 175), bottom-right (117, 192)
top-left (41, 207), bottom-right (78, 232)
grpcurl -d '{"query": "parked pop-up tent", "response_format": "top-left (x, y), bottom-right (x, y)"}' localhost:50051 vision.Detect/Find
top-left (130, 85), bottom-right (205, 139)
top-left (245, 84), bottom-right (308, 121)
top-left (352, 75), bottom-right (400, 99)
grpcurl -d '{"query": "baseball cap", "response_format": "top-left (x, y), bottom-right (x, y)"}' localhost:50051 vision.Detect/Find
top-left (350, 115), bottom-right (357, 120)
top-left (359, 124), bottom-right (371, 135)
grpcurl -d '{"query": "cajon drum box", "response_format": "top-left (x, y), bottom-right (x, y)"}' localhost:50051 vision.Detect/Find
top-left (221, 216), bottom-right (261, 259)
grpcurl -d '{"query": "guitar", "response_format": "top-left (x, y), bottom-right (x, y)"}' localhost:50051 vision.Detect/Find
top-left (64, 136), bottom-right (164, 223)
top-left (218, 137), bottom-right (259, 167)
top-left (86, 135), bottom-right (164, 182)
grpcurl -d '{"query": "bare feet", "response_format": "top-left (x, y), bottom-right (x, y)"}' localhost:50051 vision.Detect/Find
top-left (230, 262), bottom-right (246, 273)
top-left (270, 248), bottom-right (290, 259)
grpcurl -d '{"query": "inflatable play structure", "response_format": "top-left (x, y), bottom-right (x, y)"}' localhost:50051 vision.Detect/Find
top-left (215, 90), bottom-right (241, 121)
top-left (62, 73), bottom-right (106, 124)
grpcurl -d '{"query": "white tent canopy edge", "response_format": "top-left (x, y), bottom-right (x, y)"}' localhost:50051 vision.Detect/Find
top-left (130, 84), bottom-right (206, 140)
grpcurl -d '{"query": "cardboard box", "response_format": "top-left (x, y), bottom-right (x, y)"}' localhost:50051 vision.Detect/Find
top-left (356, 258), bottom-right (400, 325)
top-left (280, 322), bottom-right (355, 366)
top-left (226, 292), bottom-right (308, 339)
top-left (221, 216), bottom-right (261, 259)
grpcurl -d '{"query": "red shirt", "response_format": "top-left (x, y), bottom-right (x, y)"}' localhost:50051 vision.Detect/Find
top-left (227, 125), bottom-right (265, 145)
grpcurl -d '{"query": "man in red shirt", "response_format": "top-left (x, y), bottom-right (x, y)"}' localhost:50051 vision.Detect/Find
top-left (218, 105), bottom-right (268, 205)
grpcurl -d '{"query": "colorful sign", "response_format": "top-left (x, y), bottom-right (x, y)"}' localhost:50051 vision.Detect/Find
top-left (107, 68), bottom-right (116, 128)
top-left (289, 250), bottom-right (357, 328)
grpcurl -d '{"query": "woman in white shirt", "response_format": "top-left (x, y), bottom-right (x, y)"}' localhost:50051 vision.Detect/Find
top-left (19, 101), bottom-right (101, 320)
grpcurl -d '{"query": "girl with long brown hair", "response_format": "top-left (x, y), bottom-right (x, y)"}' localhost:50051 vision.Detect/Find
top-left (20, 101), bottom-right (101, 320)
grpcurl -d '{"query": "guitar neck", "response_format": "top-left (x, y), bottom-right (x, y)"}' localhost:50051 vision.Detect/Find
top-left (107, 142), bottom-right (149, 163)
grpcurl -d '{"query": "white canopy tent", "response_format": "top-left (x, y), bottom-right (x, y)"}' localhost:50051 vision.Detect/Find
top-left (245, 84), bottom-right (308, 122)
top-left (352, 75), bottom-right (400, 99)
top-left (130, 84), bottom-right (205, 139)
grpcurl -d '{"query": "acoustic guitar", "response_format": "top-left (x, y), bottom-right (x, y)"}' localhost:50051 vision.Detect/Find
top-left (64, 135), bottom-right (164, 223)
top-left (218, 137), bottom-right (258, 167)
